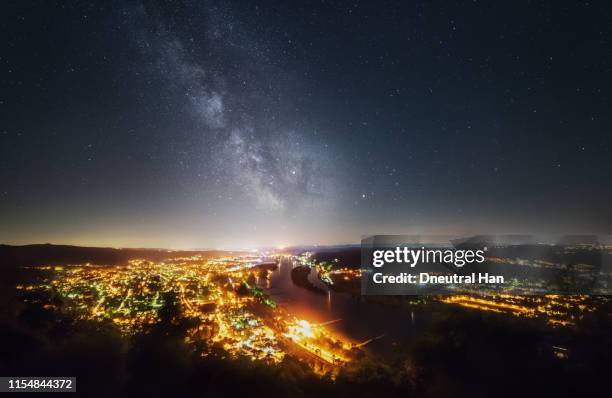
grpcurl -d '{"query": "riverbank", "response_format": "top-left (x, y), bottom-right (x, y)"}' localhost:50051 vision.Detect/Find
top-left (291, 266), bottom-right (326, 294)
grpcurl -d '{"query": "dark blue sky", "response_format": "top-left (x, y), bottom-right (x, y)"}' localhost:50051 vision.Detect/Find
top-left (1, 0), bottom-right (611, 248)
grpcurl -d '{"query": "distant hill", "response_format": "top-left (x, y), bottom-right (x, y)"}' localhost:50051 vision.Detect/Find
top-left (0, 244), bottom-right (236, 267)
top-left (282, 244), bottom-right (360, 255)
top-left (312, 247), bottom-right (361, 269)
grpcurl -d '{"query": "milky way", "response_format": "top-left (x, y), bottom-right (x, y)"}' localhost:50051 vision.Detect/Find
top-left (128, 2), bottom-right (338, 212)
top-left (2, 0), bottom-right (611, 247)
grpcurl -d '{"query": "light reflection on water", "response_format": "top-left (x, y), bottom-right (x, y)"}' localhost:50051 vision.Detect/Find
top-left (257, 258), bottom-right (431, 355)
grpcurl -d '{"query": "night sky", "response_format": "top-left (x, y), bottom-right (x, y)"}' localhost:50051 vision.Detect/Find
top-left (1, 1), bottom-right (611, 249)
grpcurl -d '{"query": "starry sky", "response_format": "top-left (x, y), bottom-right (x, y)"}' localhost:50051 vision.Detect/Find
top-left (1, 0), bottom-right (611, 249)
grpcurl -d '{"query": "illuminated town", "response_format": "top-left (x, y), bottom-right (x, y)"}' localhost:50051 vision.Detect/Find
top-left (17, 254), bottom-right (362, 376)
top-left (14, 246), bottom-right (611, 379)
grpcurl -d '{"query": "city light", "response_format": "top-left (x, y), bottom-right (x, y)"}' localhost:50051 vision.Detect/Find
top-left (18, 254), bottom-right (358, 376)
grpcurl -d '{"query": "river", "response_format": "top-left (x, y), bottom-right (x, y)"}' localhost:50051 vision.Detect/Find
top-left (256, 257), bottom-right (432, 356)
